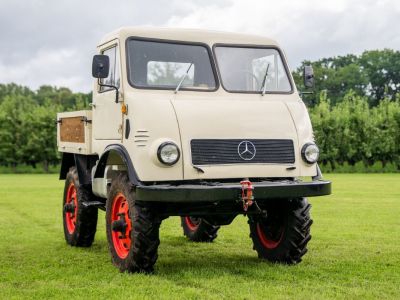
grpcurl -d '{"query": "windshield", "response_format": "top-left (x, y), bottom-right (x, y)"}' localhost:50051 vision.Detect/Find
top-left (127, 39), bottom-right (217, 91)
top-left (214, 46), bottom-right (292, 93)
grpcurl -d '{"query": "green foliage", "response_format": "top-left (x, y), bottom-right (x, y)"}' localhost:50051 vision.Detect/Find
top-left (291, 49), bottom-right (400, 171)
top-left (23, 100), bottom-right (61, 171)
top-left (0, 83), bottom-right (90, 172)
top-left (0, 83), bottom-right (34, 104)
top-left (308, 91), bottom-right (338, 168)
top-left (0, 95), bottom-right (35, 170)
top-left (34, 85), bottom-right (91, 110)
top-left (310, 91), bottom-right (400, 170)
top-left (293, 49), bottom-right (400, 106)
top-left (359, 49), bottom-right (400, 106)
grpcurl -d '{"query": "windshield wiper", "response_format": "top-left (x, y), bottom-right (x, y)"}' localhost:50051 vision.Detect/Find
top-left (260, 63), bottom-right (270, 96)
top-left (175, 63), bottom-right (193, 94)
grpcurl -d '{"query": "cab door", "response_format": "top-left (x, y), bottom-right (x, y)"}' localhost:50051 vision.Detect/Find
top-left (93, 41), bottom-right (122, 140)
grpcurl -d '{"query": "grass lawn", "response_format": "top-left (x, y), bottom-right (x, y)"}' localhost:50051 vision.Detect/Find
top-left (0, 174), bottom-right (399, 299)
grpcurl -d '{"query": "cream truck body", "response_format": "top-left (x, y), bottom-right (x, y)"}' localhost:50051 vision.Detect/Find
top-left (57, 27), bottom-right (331, 273)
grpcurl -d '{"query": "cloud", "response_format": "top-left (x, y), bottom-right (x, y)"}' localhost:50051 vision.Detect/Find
top-left (0, 48), bottom-right (88, 91)
top-left (0, 0), bottom-right (399, 92)
top-left (0, 0), bottom-right (186, 91)
top-left (166, 0), bottom-right (400, 68)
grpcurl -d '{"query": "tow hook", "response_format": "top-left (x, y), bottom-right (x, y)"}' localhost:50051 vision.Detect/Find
top-left (240, 180), bottom-right (254, 212)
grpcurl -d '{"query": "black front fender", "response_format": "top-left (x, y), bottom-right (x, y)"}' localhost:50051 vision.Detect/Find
top-left (93, 144), bottom-right (141, 186)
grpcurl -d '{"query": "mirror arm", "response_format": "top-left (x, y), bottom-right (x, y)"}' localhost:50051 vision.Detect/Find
top-left (97, 79), bottom-right (119, 103)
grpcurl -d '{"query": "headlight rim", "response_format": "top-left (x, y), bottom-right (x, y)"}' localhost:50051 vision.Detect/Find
top-left (157, 141), bottom-right (180, 166)
top-left (301, 142), bottom-right (319, 164)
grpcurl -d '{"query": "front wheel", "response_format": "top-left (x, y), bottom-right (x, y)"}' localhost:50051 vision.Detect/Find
top-left (63, 167), bottom-right (98, 247)
top-left (181, 217), bottom-right (220, 242)
top-left (106, 173), bottom-right (161, 273)
top-left (249, 198), bottom-right (313, 264)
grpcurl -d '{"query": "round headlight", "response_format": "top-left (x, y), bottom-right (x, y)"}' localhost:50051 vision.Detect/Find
top-left (301, 143), bottom-right (319, 164)
top-left (157, 142), bottom-right (180, 165)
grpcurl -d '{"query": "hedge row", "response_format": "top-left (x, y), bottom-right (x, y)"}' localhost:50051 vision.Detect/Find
top-left (310, 91), bottom-right (400, 170)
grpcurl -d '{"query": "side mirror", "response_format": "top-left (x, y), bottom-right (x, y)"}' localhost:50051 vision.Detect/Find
top-left (92, 55), bottom-right (109, 78)
top-left (303, 65), bottom-right (314, 88)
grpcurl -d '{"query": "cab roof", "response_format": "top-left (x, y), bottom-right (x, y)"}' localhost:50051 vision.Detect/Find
top-left (98, 27), bottom-right (279, 48)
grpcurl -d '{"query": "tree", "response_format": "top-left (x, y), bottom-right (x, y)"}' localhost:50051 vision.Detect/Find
top-left (309, 91), bottom-right (339, 169)
top-left (0, 95), bottom-right (35, 170)
top-left (23, 100), bottom-right (61, 172)
top-left (0, 83), bottom-right (91, 171)
top-left (0, 83), bottom-right (34, 105)
top-left (359, 49), bottom-right (400, 106)
top-left (369, 98), bottom-right (400, 167)
top-left (333, 92), bottom-right (373, 166)
top-left (293, 49), bottom-right (400, 107)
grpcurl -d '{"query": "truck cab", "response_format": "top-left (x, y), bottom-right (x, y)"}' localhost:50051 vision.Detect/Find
top-left (57, 27), bottom-right (331, 273)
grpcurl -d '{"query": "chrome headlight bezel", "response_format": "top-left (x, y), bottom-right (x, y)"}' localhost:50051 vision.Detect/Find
top-left (301, 143), bottom-right (319, 164)
top-left (157, 142), bottom-right (180, 166)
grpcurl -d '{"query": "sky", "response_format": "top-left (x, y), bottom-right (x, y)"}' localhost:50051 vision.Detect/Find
top-left (0, 0), bottom-right (399, 92)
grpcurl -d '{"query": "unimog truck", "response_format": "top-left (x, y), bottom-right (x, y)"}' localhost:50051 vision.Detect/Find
top-left (57, 27), bottom-right (331, 273)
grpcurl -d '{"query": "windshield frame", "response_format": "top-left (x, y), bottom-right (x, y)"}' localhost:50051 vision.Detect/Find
top-left (125, 36), bottom-right (220, 92)
top-left (212, 43), bottom-right (294, 95)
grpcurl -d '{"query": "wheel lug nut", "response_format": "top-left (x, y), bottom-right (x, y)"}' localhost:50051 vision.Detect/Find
top-left (64, 203), bottom-right (76, 213)
top-left (112, 219), bottom-right (127, 232)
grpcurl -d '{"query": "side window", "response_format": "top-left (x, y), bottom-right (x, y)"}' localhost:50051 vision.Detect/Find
top-left (100, 45), bottom-right (120, 91)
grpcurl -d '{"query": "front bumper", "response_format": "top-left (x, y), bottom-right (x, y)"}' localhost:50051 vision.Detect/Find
top-left (136, 180), bottom-right (331, 202)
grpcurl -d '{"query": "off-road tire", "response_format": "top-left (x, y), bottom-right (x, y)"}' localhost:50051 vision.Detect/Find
top-left (63, 167), bottom-right (98, 247)
top-left (106, 173), bottom-right (161, 273)
top-left (181, 217), bottom-right (220, 242)
top-left (249, 198), bottom-right (312, 264)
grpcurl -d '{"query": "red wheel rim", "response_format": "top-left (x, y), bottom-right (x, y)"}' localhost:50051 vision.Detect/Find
top-left (256, 223), bottom-right (284, 249)
top-left (185, 217), bottom-right (200, 231)
top-left (111, 193), bottom-right (132, 259)
top-left (65, 183), bottom-right (78, 234)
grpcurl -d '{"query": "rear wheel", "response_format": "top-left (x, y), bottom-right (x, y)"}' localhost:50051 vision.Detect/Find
top-left (181, 217), bottom-right (220, 242)
top-left (249, 198), bottom-right (312, 264)
top-left (106, 173), bottom-right (161, 273)
top-left (62, 167), bottom-right (98, 247)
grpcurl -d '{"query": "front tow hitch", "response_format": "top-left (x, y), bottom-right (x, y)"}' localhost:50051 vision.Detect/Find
top-left (240, 180), bottom-right (254, 212)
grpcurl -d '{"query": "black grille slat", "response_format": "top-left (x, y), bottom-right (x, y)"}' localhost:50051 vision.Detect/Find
top-left (191, 139), bottom-right (295, 165)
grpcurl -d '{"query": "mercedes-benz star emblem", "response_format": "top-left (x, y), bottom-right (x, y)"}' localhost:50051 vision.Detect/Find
top-left (237, 141), bottom-right (256, 160)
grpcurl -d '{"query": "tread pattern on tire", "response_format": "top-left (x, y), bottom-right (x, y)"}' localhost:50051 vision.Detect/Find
top-left (249, 198), bottom-right (313, 264)
top-left (63, 167), bottom-right (98, 247)
top-left (181, 217), bottom-right (220, 242)
top-left (106, 173), bottom-right (161, 273)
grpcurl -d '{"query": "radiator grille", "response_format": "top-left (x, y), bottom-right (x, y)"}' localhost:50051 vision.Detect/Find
top-left (191, 139), bottom-right (295, 165)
